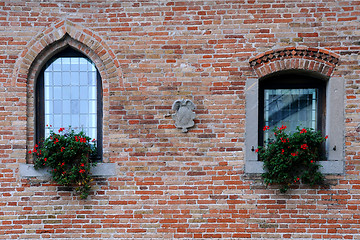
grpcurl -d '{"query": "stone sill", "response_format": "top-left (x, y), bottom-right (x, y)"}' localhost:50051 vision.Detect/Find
top-left (245, 160), bottom-right (344, 175)
top-left (19, 163), bottom-right (117, 178)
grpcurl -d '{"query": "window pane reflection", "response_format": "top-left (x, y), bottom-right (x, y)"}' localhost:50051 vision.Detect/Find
top-left (264, 88), bottom-right (317, 141)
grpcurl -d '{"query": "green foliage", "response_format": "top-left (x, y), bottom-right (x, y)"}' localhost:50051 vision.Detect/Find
top-left (257, 125), bottom-right (327, 193)
top-left (32, 127), bottom-right (97, 199)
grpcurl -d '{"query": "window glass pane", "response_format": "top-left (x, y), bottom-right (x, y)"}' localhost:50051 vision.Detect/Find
top-left (71, 86), bottom-right (79, 99)
top-left (89, 100), bottom-right (97, 114)
top-left (45, 87), bottom-right (52, 100)
top-left (54, 87), bottom-right (61, 99)
top-left (89, 128), bottom-right (96, 140)
top-left (63, 115), bottom-right (70, 127)
top-left (53, 59), bottom-right (61, 71)
top-left (71, 100), bottom-right (80, 114)
top-left (54, 114), bottom-right (61, 128)
top-left (53, 100), bottom-right (62, 114)
top-left (79, 58), bottom-right (88, 71)
top-left (53, 73), bottom-right (62, 86)
top-left (89, 86), bottom-right (96, 99)
top-left (80, 87), bottom-right (89, 99)
top-left (88, 61), bottom-right (96, 71)
top-left (44, 71), bottom-right (52, 85)
top-left (80, 72), bottom-right (88, 85)
top-left (45, 115), bottom-right (51, 126)
top-left (89, 72), bottom-right (96, 85)
top-left (62, 58), bottom-right (70, 71)
top-left (70, 58), bottom-right (80, 71)
top-left (71, 71), bottom-right (80, 85)
top-left (45, 100), bottom-right (51, 113)
top-left (63, 72), bottom-right (71, 86)
top-left (71, 114), bottom-right (79, 128)
top-left (264, 88), bottom-right (317, 140)
top-left (80, 100), bottom-right (89, 114)
top-left (80, 115), bottom-right (89, 128)
top-left (63, 100), bottom-right (70, 114)
top-left (62, 87), bottom-right (70, 99)
top-left (89, 114), bottom-right (96, 128)
top-left (43, 55), bottom-right (97, 138)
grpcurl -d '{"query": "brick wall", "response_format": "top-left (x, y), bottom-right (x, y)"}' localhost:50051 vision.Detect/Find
top-left (1, 0), bottom-right (360, 239)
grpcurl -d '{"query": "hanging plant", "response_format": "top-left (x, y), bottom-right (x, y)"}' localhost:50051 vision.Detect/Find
top-left (31, 127), bottom-right (97, 199)
top-left (256, 125), bottom-right (327, 193)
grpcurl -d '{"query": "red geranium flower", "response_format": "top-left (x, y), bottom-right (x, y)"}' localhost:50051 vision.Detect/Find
top-left (300, 144), bottom-right (308, 150)
top-left (300, 128), bottom-right (307, 134)
top-left (279, 125), bottom-right (287, 130)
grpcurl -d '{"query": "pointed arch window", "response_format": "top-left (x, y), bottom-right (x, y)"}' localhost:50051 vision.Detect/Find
top-left (36, 47), bottom-right (102, 160)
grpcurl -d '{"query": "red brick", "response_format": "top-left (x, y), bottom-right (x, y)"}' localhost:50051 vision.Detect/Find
top-left (0, 1), bottom-right (356, 239)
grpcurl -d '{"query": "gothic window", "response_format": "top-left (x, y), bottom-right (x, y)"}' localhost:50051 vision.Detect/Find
top-left (36, 47), bottom-right (102, 160)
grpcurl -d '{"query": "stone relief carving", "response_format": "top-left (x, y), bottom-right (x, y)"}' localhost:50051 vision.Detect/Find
top-left (172, 99), bottom-right (196, 133)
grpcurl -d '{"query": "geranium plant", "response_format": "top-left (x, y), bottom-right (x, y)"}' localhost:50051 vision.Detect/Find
top-left (31, 127), bottom-right (97, 199)
top-left (257, 125), bottom-right (327, 193)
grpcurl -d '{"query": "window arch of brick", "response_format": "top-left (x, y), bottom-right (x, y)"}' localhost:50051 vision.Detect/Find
top-left (249, 47), bottom-right (339, 78)
top-left (18, 21), bottom-right (120, 172)
top-left (245, 47), bottom-right (344, 175)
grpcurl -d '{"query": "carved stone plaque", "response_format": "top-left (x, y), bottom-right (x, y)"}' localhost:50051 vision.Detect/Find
top-left (172, 99), bottom-right (196, 133)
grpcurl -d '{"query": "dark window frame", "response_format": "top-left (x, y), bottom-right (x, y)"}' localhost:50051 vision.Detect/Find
top-left (35, 47), bottom-right (103, 161)
top-left (258, 73), bottom-right (326, 146)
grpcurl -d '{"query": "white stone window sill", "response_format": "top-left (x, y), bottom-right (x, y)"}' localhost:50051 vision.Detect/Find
top-left (245, 160), bottom-right (344, 175)
top-left (19, 163), bottom-right (117, 178)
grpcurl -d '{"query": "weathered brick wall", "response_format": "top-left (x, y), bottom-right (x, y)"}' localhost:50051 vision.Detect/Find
top-left (1, 0), bottom-right (359, 239)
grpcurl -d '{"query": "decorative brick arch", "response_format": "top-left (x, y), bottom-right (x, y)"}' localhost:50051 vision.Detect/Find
top-left (249, 47), bottom-right (340, 78)
top-left (21, 20), bottom-right (121, 163)
top-left (15, 19), bottom-right (121, 86)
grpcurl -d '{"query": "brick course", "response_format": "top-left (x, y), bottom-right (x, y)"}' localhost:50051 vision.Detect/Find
top-left (0, 0), bottom-right (359, 239)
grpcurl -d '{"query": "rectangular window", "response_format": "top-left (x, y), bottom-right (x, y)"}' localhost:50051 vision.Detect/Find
top-left (245, 73), bottom-right (344, 174)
